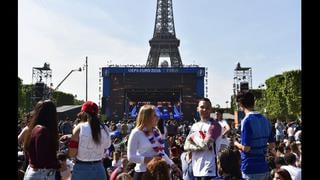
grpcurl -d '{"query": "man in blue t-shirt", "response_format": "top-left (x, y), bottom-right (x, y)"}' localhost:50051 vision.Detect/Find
top-left (233, 91), bottom-right (275, 180)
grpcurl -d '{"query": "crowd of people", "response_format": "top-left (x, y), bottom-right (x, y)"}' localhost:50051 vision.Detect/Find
top-left (128, 102), bottom-right (182, 121)
top-left (17, 91), bottom-right (302, 180)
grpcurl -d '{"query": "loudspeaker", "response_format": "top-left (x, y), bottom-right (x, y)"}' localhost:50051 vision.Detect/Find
top-left (240, 82), bottom-right (249, 92)
top-left (34, 83), bottom-right (45, 98)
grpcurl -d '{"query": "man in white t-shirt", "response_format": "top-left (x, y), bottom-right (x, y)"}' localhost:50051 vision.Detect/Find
top-left (215, 109), bottom-right (230, 151)
top-left (186, 98), bottom-right (222, 179)
top-left (215, 109), bottom-right (230, 137)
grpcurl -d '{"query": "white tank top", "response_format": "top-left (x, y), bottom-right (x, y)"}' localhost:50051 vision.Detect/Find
top-left (77, 122), bottom-right (111, 161)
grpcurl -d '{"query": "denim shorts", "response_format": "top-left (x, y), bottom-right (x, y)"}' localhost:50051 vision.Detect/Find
top-left (23, 165), bottom-right (56, 180)
top-left (71, 161), bottom-right (107, 180)
top-left (242, 171), bottom-right (270, 180)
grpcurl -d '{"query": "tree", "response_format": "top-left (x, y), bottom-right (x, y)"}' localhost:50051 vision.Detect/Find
top-left (18, 77), bottom-right (85, 121)
top-left (52, 91), bottom-right (75, 106)
top-left (251, 89), bottom-right (266, 115)
top-left (74, 98), bottom-right (85, 105)
top-left (283, 70), bottom-right (301, 119)
top-left (265, 75), bottom-right (288, 120)
top-left (263, 70), bottom-right (301, 121)
top-left (230, 95), bottom-right (237, 113)
top-left (18, 77), bottom-right (33, 118)
top-left (18, 77), bottom-right (23, 120)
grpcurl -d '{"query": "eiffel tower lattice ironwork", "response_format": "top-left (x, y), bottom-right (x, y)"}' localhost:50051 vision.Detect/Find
top-left (146, 0), bottom-right (183, 67)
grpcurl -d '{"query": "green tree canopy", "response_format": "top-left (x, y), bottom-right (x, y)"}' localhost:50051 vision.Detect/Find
top-left (52, 91), bottom-right (75, 106)
top-left (18, 77), bottom-right (84, 117)
top-left (283, 70), bottom-right (301, 119)
top-left (263, 70), bottom-right (301, 121)
top-left (265, 74), bottom-right (288, 120)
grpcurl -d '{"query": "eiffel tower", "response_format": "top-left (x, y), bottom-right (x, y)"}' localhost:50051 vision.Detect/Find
top-left (146, 0), bottom-right (183, 67)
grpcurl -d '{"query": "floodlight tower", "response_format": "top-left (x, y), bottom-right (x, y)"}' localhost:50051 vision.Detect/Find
top-left (233, 62), bottom-right (252, 97)
top-left (233, 62), bottom-right (252, 128)
top-left (31, 62), bottom-right (53, 104)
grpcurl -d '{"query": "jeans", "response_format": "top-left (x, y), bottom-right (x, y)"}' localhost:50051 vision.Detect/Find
top-left (133, 171), bottom-right (145, 180)
top-left (195, 176), bottom-right (216, 180)
top-left (71, 161), bottom-right (107, 180)
top-left (23, 165), bottom-right (56, 180)
top-left (242, 172), bottom-right (270, 180)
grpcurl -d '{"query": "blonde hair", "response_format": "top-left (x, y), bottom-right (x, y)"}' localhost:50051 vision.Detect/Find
top-left (135, 105), bottom-right (156, 129)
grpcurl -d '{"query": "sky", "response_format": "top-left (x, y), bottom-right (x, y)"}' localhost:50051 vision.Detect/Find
top-left (18, 0), bottom-right (301, 108)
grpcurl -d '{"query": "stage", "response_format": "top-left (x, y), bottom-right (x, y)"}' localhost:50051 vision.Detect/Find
top-left (101, 66), bottom-right (206, 122)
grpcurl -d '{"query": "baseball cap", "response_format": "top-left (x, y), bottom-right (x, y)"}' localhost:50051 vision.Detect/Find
top-left (81, 101), bottom-right (98, 116)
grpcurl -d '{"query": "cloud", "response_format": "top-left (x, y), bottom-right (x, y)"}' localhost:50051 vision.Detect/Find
top-left (19, 0), bottom-right (301, 109)
top-left (19, 0), bottom-right (147, 104)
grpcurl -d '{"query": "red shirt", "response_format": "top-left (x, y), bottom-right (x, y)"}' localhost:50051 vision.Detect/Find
top-left (28, 125), bottom-right (59, 169)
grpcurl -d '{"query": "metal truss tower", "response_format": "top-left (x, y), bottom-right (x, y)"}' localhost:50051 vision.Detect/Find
top-left (233, 62), bottom-right (252, 97)
top-left (146, 0), bottom-right (183, 67)
top-left (233, 62), bottom-right (252, 128)
top-left (32, 62), bottom-right (53, 102)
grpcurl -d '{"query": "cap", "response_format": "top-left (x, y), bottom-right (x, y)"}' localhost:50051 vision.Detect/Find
top-left (81, 101), bottom-right (98, 116)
